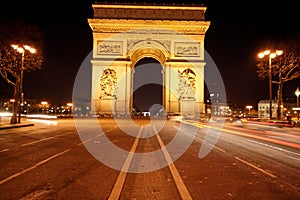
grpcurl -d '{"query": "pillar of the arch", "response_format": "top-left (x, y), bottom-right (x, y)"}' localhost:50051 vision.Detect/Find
top-left (165, 63), bottom-right (180, 114)
top-left (165, 61), bottom-right (205, 117)
top-left (114, 62), bottom-right (131, 116)
top-left (194, 62), bottom-right (205, 116)
top-left (91, 60), bottom-right (131, 116)
top-left (91, 62), bottom-right (105, 115)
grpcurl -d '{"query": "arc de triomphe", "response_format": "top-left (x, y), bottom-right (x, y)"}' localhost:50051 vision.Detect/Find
top-left (88, 3), bottom-right (210, 117)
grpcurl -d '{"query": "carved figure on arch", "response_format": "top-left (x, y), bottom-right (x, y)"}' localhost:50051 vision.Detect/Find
top-left (178, 68), bottom-right (196, 100)
top-left (100, 68), bottom-right (117, 99)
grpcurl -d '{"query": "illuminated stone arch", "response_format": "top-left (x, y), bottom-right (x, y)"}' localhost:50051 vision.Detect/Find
top-left (88, 3), bottom-right (210, 116)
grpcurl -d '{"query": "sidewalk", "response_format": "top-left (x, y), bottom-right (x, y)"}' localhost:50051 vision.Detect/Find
top-left (0, 117), bottom-right (34, 130)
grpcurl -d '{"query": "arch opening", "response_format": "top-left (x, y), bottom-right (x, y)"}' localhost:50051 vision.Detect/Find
top-left (132, 57), bottom-right (163, 116)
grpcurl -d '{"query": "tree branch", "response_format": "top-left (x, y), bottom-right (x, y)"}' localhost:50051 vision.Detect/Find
top-left (0, 71), bottom-right (16, 86)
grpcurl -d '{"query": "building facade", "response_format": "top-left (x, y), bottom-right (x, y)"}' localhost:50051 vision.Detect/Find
top-left (258, 99), bottom-right (277, 119)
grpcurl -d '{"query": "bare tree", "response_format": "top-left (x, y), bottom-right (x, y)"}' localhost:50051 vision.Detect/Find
top-left (256, 34), bottom-right (300, 120)
top-left (0, 17), bottom-right (44, 124)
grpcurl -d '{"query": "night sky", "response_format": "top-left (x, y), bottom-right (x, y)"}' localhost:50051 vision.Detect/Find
top-left (0, 0), bottom-right (299, 108)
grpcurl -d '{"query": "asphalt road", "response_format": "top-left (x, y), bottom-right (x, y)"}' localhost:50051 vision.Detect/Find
top-left (0, 117), bottom-right (299, 199)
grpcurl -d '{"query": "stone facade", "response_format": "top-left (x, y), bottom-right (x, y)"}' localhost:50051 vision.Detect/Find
top-left (88, 3), bottom-right (210, 116)
top-left (258, 99), bottom-right (278, 119)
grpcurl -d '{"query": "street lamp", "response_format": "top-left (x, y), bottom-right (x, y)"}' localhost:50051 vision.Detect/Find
top-left (295, 87), bottom-right (300, 120)
top-left (11, 44), bottom-right (36, 123)
top-left (67, 103), bottom-right (73, 116)
top-left (246, 105), bottom-right (252, 115)
top-left (258, 49), bottom-right (283, 120)
top-left (41, 101), bottom-right (48, 114)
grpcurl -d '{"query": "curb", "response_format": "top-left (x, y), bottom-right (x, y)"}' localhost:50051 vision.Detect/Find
top-left (0, 123), bottom-right (35, 130)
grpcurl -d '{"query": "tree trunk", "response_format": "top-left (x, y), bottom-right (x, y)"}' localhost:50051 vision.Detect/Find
top-left (276, 83), bottom-right (283, 120)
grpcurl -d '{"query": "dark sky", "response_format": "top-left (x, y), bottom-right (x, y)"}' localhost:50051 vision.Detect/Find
top-left (1, 0), bottom-right (299, 107)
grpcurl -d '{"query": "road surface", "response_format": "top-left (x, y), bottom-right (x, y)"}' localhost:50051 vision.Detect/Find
top-left (0, 117), bottom-right (299, 199)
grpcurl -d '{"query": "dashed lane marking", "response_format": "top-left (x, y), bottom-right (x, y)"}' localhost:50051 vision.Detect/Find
top-left (234, 156), bottom-right (277, 178)
top-left (0, 149), bottom-right (70, 185)
top-left (0, 128), bottom-right (114, 185)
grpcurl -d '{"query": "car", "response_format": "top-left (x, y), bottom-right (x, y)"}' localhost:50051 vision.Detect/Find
top-left (230, 116), bottom-right (246, 126)
top-left (273, 120), bottom-right (295, 128)
top-left (168, 113), bottom-right (183, 121)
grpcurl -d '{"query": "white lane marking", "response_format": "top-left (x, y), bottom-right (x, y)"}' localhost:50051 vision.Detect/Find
top-left (153, 126), bottom-right (193, 200)
top-left (282, 154), bottom-right (300, 161)
top-left (234, 156), bottom-right (277, 178)
top-left (246, 138), bottom-right (300, 158)
top-left (76, 133), bottom-right (103, 146)
top-left (0, 149), bottom-right (70, 185)
top-left (1, 127), bottom-right (112, 151)
top-left (179, 123), bottom-right (278, 179)
top-left (76, 128), bottom-right (113, 146)
top-left (173, 125), bottom-right (227, 154)
top-left (108, 126), bottom-right (143, 200)
top-left (185, 122), bottom-right (278, 178)
top-left (0, 148), bottom-right (10, 153)
top-left (211, 145), bottom-right (227, 153)
top-left (0, 128), bottom-right (112, 184)
top-left (0, 132), bottom-right (72, 152)
top-left (20, 132), bottom-right (72, 147)
top-left (194, 135), bottom-right (227, 154)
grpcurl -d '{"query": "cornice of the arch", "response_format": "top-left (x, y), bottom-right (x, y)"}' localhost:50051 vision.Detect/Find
top-left (88, 19), bottom-right (210, 35)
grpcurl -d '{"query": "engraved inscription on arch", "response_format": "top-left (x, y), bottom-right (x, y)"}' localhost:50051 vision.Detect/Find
top-left (97, 41), bottom-right (123, 55)
top-left (174, 42), bottom-right (200, 57)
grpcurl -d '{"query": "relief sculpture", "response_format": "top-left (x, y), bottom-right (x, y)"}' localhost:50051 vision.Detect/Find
top-left (178, 68), bottom-right (196, 100)
top-left (100, 68), bottom-right (117, 99)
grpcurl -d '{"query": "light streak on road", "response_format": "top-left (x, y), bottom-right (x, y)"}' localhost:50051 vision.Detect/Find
top-left (26, 114), bottom-right (57, 119)
top-left (265, 130), bottom-right (300, 140)
top-left (27, 119), bottom-right (58, 125)
top-left (246, 139), bottom-right (300, 159)
top-left (223, 123), bottom-right (300, 141)
top-left (198, 123), bottom-right (300, 149)
top-left (181, 120), bottom-right (298, 181)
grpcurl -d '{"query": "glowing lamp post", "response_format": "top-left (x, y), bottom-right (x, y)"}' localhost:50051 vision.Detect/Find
top-left (246, 105), bottom-right (252, 115)
top-left (295, 87), bottom-right (300, 120)
top-left (67, 103), bottom-right (73, 116)
top-left (258, 50), bottom-right (283, 120)
top-left (11, 45), bottom-right (36, 123)
top-left (41, 101), bottom-right (48, 114)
